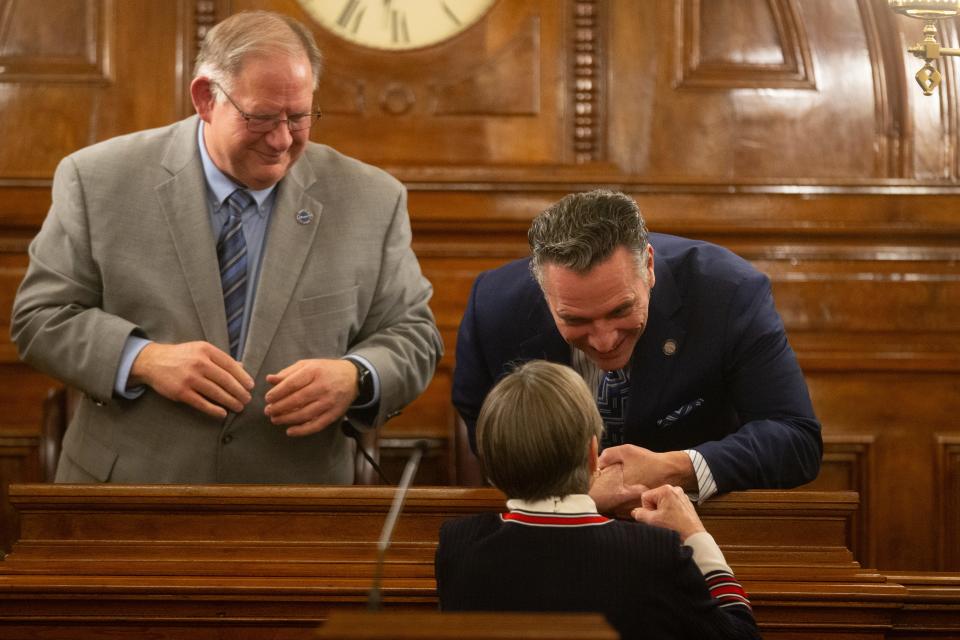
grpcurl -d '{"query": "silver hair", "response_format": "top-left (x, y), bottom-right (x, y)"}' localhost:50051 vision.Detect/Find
top-left (194, 10), bottom-right (323, 101)
top-left (528, 189), bottom-right (650, 286)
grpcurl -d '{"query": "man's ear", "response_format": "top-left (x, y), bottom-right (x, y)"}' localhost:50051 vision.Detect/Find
top-left (190, 77), bottom-right (216, 122)
top-left (646, 244), bottom-right (656, 289)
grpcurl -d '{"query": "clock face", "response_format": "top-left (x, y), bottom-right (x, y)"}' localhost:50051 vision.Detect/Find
top-left (299, 0), bottom-right (496, 51)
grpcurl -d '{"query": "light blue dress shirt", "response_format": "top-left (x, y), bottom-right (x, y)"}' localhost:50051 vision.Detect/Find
top-left (113, 121), bottom-right (379, 410)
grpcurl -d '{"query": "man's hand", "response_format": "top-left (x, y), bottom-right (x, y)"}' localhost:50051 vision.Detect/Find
top-left (130, 341), bottom-right (254, 419)
top-left (588, 463), bottom-right (647, 518)
top-left (598, 444), bottom-right (698, 492)
top-left (264, 359), bottom-right (358, 437)
top-left (631, 484), bottom-right (706, 541)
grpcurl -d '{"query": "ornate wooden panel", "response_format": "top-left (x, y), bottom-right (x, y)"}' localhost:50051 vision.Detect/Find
top-left (244, 0), bottom-right (605, 167)
top-left (0, 0), bottom-right (111, 83)
top-left (674, 0), bottom-right (816, 90)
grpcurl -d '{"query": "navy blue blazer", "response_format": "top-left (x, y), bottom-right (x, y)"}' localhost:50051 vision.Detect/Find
top-left (452, 233), bottom-right (822, 493)
top-left (437, 513), bottom-right (760, 639)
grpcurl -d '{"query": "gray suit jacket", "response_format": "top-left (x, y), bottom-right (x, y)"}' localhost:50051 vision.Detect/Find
top-left (11, 116), bottom-right (442, 484)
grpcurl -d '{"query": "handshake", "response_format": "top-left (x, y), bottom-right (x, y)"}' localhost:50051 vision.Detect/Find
top-left (589, 445), bottom-right (706, 541)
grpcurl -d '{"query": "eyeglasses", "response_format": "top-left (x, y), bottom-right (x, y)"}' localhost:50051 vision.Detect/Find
top-left (214, 83), bottom-right (322, 133)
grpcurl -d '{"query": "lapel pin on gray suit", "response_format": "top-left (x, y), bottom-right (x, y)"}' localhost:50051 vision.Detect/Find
top-left (296, 209), bottom-right (314, 225)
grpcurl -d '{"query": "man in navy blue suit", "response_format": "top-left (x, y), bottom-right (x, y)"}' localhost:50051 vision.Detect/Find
top-left (452, 190), bottom-right (822, 503)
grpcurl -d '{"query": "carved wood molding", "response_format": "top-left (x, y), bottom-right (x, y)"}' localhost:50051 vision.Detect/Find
top-left (0, 0), bottom-right (112, 84)
top-left (193, 0), bottom-right (219, 50)
top-left (858, 0), bottom-right (907, 180)
top-left (179, 0), bottom-right (227, 115)
top-left (312, 11), bottom-right (542, 121)
top-left (572, 0), bottom-right (604, 163)
top-left (940, 19), bottom-right (960, 182)
top-left (673, 0), bottom-right (816, 90)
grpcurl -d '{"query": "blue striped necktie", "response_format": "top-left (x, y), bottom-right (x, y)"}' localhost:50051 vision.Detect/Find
top-left (597, 368), bottom-right (629, 449)
top-left (217, 189), bottom-right (251, 359)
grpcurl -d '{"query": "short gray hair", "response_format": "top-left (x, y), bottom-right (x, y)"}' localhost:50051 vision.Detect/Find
top-left (477, 360), bottom-right (603, 501)
top-left (194, 11), bottom-right (323, 100)
top-left (528, 190), bottom-right (650, 286)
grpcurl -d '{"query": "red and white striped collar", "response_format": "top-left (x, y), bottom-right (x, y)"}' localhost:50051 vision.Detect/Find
top-left (502, 494), bottom-right (612, 527)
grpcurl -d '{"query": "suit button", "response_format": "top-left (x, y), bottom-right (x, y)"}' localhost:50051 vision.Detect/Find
top-left (221, 434), bottom-right (233, 445)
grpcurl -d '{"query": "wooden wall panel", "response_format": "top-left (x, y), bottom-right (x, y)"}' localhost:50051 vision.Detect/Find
top-left (675, 0), bottom-right (817, 90)
top-left (801, 435), bottom-right (875, 567)
top-left (0, 435), bottom-right (40, 553)
top-left (0, 0), bottom-right (959, 575)
top-left (0, 0), bottom-right (111, 82)
top-left (252, 0), bottom-right (580, 166)
top-left (0, 0), bottom-right (189, 182)
top-left (0, 0), bottom-right (197, 557)
top-left (607, 0), bottom-right (884, 179)
top-left (804, 372), bottom-right (960, 572)
top-left (936, 435), bottom-right (960, 570)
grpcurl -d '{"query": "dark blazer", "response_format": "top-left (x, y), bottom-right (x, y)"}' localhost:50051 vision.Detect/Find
top-left (452, 233), bottom-right (822, 493)
top-left (436, 513), bottom-right (760, 640)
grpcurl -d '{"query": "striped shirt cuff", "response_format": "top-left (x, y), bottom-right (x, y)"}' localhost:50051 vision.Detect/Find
top-left (684, 532), bottom-right (751, 610)
top-left (685, 449), bottom-right (718, 504)
top-left (704, 569), bottom-right (752, 610)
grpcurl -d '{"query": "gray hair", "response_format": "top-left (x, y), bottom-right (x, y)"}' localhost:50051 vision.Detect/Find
top-left (477, 360), bottom-right (603, 501)
top-left (194, 11), bottom-right (323, 100)
top-left (528, 190), bottom-right (650, 286)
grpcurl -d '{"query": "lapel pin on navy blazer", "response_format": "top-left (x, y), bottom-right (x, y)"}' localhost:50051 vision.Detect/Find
top-left (662, 338), bottom-right (678, 356)
top-left (654, 336), bottom-right (702, 428)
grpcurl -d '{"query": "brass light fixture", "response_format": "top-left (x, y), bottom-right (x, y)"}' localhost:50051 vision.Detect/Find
top-left (889, 0), bottom-right (960, 94)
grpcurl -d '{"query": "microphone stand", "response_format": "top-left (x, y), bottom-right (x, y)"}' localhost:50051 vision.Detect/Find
top-left (342, 420), bottom-right (390, 484)
top-left (368, 440), bottom-right (428, 611)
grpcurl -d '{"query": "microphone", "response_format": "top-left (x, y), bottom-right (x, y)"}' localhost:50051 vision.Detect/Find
top-left (342, 420), bottom-right (390, 484)
top-left (368, 439), bottom-right (429, 611)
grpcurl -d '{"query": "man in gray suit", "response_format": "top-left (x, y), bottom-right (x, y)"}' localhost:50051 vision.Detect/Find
top-left (10, 11), bottom-right (442, 484)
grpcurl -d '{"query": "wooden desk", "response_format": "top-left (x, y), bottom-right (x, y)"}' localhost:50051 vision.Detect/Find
top-left (0, 485), bottom-right (951, 639)
top-left (315, 611), bottom-right (619, 640)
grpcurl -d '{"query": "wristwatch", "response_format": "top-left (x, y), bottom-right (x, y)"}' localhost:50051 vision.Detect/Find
top-left (349, 359), bottom-right (375, 406)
